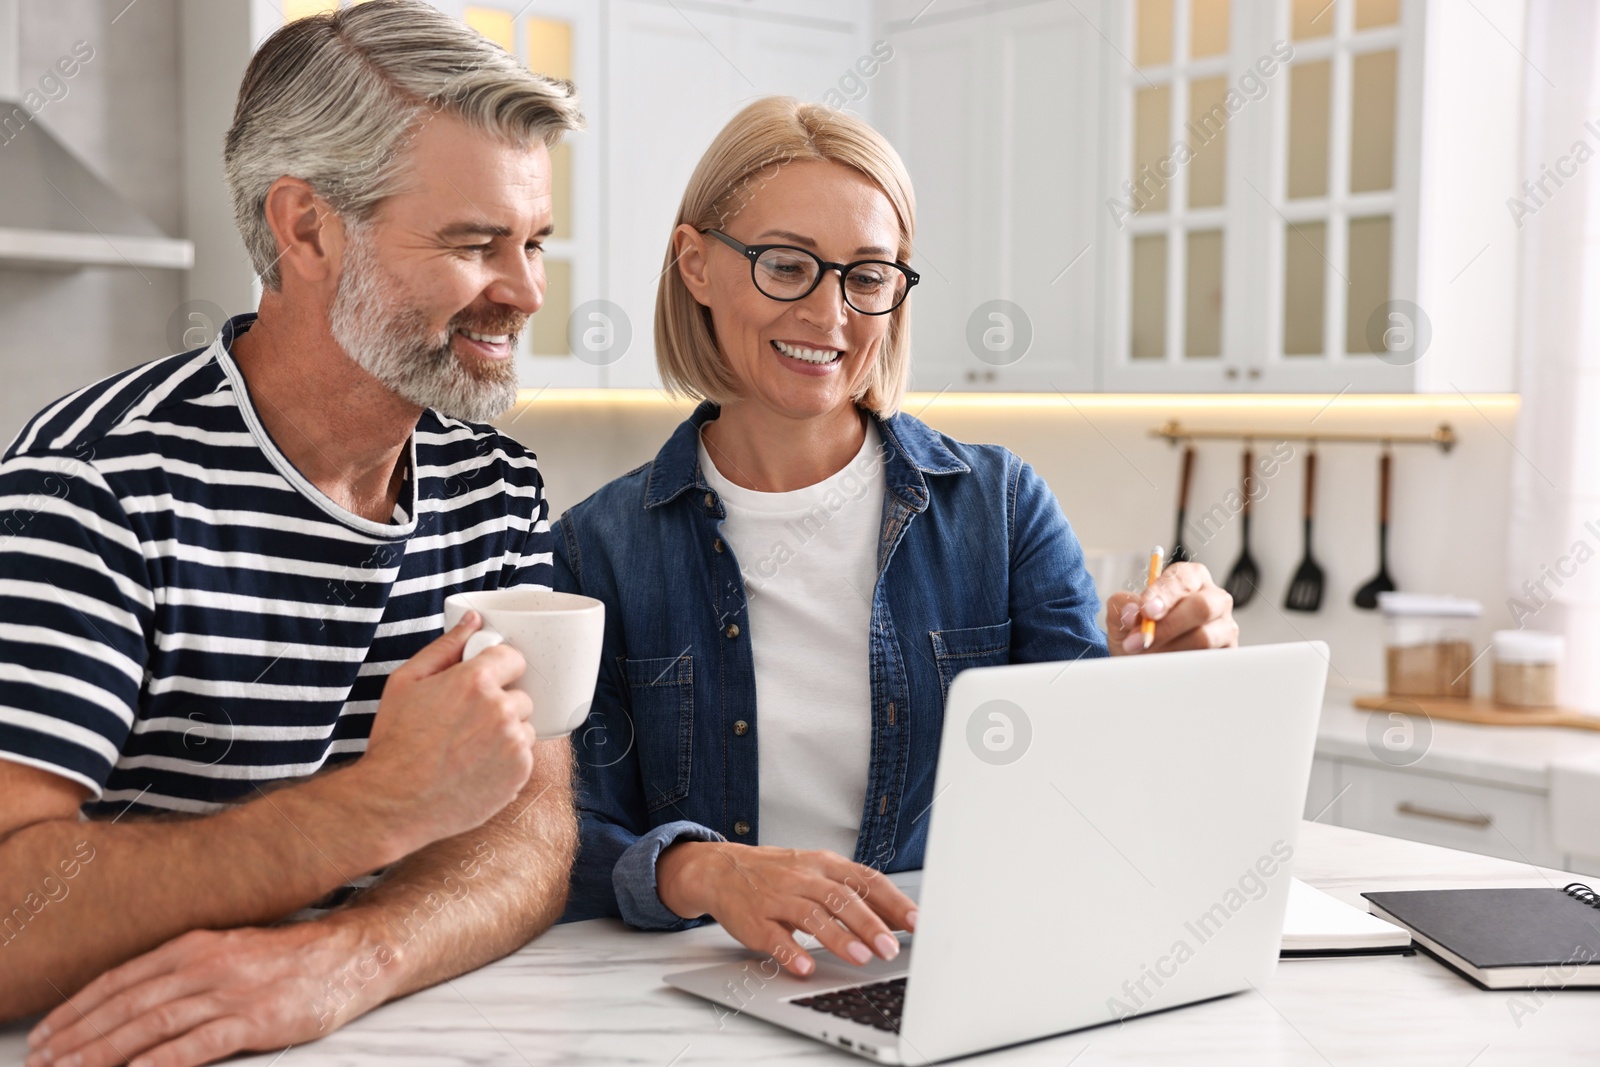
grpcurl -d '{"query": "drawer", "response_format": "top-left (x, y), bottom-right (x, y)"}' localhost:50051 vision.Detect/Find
top-left (1337, 763), bottom-right (1564, 868)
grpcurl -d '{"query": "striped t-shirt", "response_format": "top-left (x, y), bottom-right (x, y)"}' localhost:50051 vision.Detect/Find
top-left (0, 313), bottom-right (551, 822)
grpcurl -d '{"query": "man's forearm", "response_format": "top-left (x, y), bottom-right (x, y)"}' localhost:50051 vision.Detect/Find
top-left (0, 763), bottom-right (413, 1020)
top-left (312, 739), bottom-right (576, 1024)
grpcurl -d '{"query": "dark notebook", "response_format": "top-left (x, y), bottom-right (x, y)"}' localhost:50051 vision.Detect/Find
top-left (1362, 883), bottom-right (1600, 990)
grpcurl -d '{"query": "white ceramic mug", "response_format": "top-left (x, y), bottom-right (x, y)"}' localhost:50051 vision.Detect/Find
top-left (441, 587), bottom-right (606, 738)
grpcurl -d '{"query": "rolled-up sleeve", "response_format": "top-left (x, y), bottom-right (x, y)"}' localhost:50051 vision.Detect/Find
top-left (611, 820), bottom-right (726, 930)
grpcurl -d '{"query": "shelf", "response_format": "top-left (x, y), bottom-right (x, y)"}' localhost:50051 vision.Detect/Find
top-left (0, 94), bottom-right (195, 272)
top-left (0, 226), bottom-right (194, 271)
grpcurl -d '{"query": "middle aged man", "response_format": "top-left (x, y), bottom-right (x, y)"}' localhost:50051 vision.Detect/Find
top-left (0, 4), bottom-right (583, 1065)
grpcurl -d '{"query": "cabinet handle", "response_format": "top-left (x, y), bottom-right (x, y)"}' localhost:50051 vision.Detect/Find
top-left (1396, 802), bottom-right (1491, 828)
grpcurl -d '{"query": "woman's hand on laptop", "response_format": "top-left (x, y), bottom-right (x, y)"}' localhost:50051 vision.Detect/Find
top-left (1105, 561), bottom-right (1239, 655)
top-left (657, 842), bottom-right (917, 977)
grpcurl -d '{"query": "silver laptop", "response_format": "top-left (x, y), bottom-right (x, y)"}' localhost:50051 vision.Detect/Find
top-left (664, 642), bottom-right (1329, 1064)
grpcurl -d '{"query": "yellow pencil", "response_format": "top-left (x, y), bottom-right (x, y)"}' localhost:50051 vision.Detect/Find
top-left (1142, 547), bottom-right (1162, 650)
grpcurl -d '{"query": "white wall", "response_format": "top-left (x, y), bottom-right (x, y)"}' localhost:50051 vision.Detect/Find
top-left (0, 0), bottom-right (185, 448)
top-left (504, 393), bottom-right (1519, 696)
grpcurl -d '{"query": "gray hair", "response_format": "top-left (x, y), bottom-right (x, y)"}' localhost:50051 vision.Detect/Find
top-left (224, 0), bottom-right (584, 290)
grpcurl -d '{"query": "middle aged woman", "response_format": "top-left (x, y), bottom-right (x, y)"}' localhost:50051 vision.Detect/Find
top-left (553, 96), bottom-right (1239, 976)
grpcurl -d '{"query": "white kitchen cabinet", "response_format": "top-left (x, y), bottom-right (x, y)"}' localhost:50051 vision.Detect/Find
top-left (1311, 753), bottom-right (1585, 871)
top-left (876, 0), bottom-right (1102, 394)
top-left (1312, 693), bottom-right (1600, 877)
top-left (878, 0), bottom-right (1522, 394)
top-left (601, 1), bottom-right (745, 391)
top-left (1108, 0), bottom-right (1521, 394)
top-left (1337, 761), bottom-right (1560, 867)
top-left (486, 0), bottom-right (608, 393)
top-left (602, 0), bottom-right (874, 390)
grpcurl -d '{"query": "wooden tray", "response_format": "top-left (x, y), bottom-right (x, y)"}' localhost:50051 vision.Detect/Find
top-left (1354, 694), bottom-right (1600, 732)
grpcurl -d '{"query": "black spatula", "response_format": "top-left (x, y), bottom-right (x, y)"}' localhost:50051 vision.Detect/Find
top-left (1168, 445), bottom-right (1196, 567)
top-left (1223, 446), bottom-right (1260, 606)
top-left (1285, 448), bottom-right (1325, 612)
top-left (1354, 450), bottom-right (1398, 609)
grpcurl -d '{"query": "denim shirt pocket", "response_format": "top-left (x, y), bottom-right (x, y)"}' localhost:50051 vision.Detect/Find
top-left (929, 620), bottom-right (1013, 703)
top-left (623, 654), bottom-right (695, 813)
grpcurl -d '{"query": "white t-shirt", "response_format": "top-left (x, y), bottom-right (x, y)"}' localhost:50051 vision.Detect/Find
top-left (698, 422), bottom-right (886, 858)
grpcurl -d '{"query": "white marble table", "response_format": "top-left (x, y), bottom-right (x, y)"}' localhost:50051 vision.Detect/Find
top-left (5, 823), bottom-right (1597, 1065)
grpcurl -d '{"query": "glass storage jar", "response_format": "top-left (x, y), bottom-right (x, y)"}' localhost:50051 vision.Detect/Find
top-left (1491, 630), bottom-right (1563, 708)
top-left (1379, 592), bottom-right (1483, 699)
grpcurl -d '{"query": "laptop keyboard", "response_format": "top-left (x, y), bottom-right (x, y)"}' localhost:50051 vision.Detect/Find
top-left (791, 976), bottom-right (906, 1032)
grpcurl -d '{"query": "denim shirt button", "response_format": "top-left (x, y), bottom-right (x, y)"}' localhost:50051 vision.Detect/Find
top-left (703, 492), bottom-right (716, 509)
top-left (724, 623), bottom-right (740, 639)
top-left (733, 719), bottom-right (749, 736)
top-left (713, 538), bottom-right (725, 553)
top-left (734, 820), bottom-right (751, 836)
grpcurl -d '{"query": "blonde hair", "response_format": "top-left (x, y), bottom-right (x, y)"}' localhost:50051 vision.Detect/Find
top-left (656, 97), bottom-right (917, 416)
top-left (225, 0), bottom-right (584, 291)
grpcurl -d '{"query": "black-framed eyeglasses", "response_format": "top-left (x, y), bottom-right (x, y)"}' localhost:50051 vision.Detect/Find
top-left (701, 229), bottom-right (919, 316)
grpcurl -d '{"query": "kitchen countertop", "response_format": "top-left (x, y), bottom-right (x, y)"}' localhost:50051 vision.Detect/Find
top-left (6, 822), bottom-right (1594, 1065)
top-left (1316, 687), bottom-right (1600, 792)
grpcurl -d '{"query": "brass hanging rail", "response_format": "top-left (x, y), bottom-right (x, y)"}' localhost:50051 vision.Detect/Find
top-left (1151, 420), bottom-right (1457, 454)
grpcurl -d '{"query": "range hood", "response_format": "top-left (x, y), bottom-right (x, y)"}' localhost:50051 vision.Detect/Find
top-left (0, 0), bottom-right (192, 271)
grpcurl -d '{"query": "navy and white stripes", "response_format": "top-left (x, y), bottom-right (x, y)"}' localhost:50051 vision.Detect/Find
top-left (0, 314), bottom-right (551, 821)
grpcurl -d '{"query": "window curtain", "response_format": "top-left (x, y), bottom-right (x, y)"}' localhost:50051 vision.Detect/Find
top-left (1506, 0), bottom-right (1600, 711)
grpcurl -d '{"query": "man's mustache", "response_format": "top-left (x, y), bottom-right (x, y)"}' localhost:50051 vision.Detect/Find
top-left (447, 312), bottom-right (528, 340)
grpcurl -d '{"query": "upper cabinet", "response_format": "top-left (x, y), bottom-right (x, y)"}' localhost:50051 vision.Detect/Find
top-left (877, 0), bottom-right (1523, 393)
top-left (444, 0), bottom-right (875, 390)
top-left (876, 0), bottom-right (1104, 394)
top-left (601, 0), bottom-right (872, 390)
top-left (1103, 0), bottom-right (1428, 393)
top-left (458, 0), bottom-right (604, 390)
top-left (207, 0), bottom-right (1525, 394)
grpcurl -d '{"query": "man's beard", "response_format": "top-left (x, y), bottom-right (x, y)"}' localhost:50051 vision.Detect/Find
top-left (329, 225), bottom-right (524, 423)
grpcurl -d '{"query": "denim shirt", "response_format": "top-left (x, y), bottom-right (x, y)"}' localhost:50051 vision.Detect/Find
top-left (553, 401), bottom-right (1107, 929)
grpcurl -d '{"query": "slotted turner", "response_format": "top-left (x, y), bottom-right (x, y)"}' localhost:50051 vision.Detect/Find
top-left (1222, 446), bottom-right (1260, 606)
top-left (1284, 448), bottom-right (1325, 612)
top-left (1354, 449), bottom-right (1398, 609)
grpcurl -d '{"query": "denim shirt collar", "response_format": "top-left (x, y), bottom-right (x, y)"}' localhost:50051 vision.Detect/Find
top-left (641, 400), bottom-right (971, 512)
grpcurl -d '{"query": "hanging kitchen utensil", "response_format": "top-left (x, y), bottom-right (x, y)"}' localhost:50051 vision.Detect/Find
top-left (1285, 447), bottom-right (1325, 612)
top-left (1168, 444), bottom-right (1196, 568)
top-left (1354, 449), bottom-right (1398, 609)
top-left (1223, 446), bottom-right (1261, 606)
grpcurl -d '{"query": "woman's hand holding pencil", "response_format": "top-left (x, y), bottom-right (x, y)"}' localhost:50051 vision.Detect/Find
top-left (1104, 555), bottom-right (1241, 656)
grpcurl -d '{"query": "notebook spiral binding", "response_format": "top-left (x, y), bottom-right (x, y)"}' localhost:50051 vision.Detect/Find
top-left (1562, 883), bottom-right (1599, 909)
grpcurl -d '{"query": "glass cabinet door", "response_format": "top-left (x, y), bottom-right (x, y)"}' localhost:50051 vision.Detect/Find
top-left (1105, 0), bottom-right (1420, 392)
top-left (1276, 0), bottom-right (1401, 368)
top-left (1106, 0), bottom-right (1243, 390)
